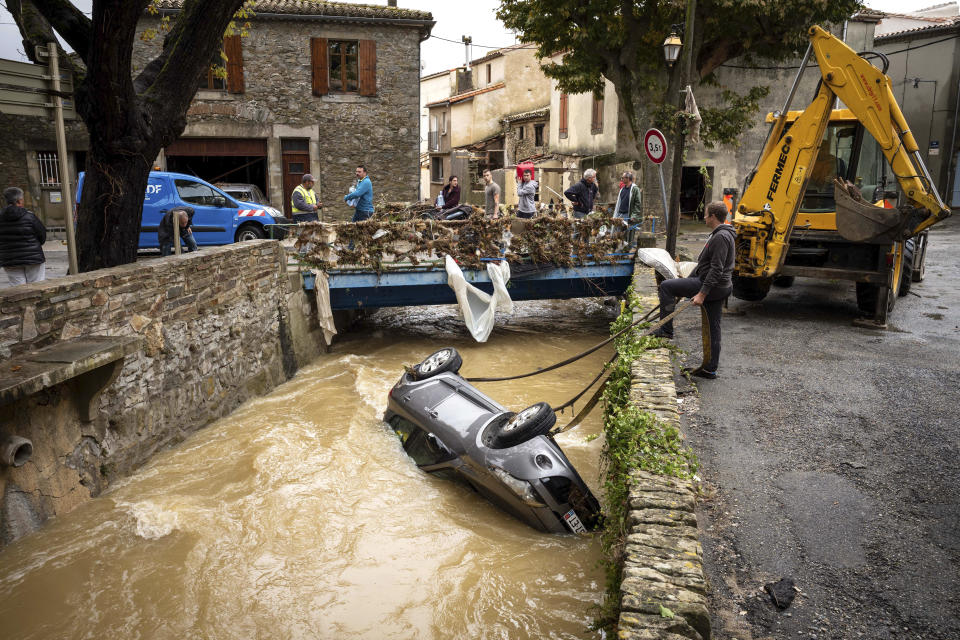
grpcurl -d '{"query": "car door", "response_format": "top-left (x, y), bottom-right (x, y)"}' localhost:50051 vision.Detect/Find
top-left (172, 178), bottom-right (236, 245)
top-left (140, 175), bottom-right (170, 248)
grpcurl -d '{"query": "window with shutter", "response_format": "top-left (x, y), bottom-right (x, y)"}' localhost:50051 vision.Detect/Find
top-left (559, 93), bottom-right (568, 139)
top-left (311, 37), bottom-right (329, 96)
top-left (224, 35), bottom-right (244, 94)
top-left (591, 95), bottom-right (604, 134)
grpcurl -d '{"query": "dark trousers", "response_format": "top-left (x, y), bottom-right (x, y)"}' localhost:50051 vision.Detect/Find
top-left (352, 210), bottom-right (373, 222)
top-left (293, 212), bottom-right (319, 223)
top-left (516, 210), bottom-right (535, 219)
top-left (658, 277), bottom-right (732, 373)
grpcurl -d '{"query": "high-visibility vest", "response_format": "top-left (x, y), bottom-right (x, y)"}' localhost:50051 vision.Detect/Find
top-left (292, 184), bottom-right (317, 213)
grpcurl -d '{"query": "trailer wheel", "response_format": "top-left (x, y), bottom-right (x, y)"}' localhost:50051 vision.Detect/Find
top-left (732, 275), bottom-right (772, 301)
top-left (898, 238), bottom-right (915, 297)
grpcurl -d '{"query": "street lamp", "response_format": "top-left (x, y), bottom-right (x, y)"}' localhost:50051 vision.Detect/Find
top-left (663, 26), bottom-right (682, 68)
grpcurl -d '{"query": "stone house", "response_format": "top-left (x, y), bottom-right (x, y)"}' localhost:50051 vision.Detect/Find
top-left (422, 44), bottom-right (552, 206)
top-left (873, 9), bottom-right (960, 207)
top-left (0, 1), bottom-right (434, 225)
top-left (137, 0), bottom-right (433, 220)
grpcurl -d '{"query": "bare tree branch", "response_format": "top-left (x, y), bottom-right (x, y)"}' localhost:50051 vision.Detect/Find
top-left (20, 0), bottom-right (92, 62)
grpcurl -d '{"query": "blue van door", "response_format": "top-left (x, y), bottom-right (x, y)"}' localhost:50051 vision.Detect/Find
top-left (170, 177), bottom-right (236, 245)
top-left (140, 175), bottom-right (169, 248)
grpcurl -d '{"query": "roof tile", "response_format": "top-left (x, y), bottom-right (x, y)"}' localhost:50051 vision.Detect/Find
top-left (154, 0), bottom-right (432, 21)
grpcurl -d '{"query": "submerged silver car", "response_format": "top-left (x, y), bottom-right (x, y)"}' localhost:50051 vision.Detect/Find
top-left (384, 348), bottom-right (602, 534)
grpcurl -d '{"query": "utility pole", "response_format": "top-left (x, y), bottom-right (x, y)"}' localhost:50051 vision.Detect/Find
top-left (48, 42), bottom-right (79, 275)
top-left (665, 0), bottom-right (697, 259)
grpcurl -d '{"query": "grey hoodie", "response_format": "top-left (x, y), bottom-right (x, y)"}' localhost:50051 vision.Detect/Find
top-left (694, 224), bottom-right (736, 296)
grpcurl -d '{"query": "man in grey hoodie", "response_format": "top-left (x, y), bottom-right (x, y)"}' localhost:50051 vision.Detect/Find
top-left (655, 201), bottom-right (736, 378)
top-left (515, 169), bottom-right (538, 218)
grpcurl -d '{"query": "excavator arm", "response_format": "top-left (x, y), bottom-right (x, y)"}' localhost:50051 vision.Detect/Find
top-left (734, 25), bottom-right (951, 278)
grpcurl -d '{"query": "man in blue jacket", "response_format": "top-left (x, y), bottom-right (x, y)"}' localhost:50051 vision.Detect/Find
top-left (344, 165), bottom-right (374, 222)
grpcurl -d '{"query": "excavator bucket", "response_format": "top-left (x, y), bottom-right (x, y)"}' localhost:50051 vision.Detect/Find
top-left (834, 179), bottom-right (907, 244)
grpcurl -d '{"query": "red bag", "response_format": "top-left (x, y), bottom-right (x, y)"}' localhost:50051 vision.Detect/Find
top-left (516, 162), bottom-right (536, 181)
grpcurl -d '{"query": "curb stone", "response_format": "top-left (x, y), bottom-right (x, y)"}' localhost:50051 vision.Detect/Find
top-left (617, 282), bottom-right (710, 640)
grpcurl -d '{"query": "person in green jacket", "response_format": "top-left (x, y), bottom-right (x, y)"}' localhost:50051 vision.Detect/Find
top-left (614, 171), bottom-right (642, 221)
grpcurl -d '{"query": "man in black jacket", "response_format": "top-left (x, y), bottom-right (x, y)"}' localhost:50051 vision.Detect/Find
top-left (655, 201), bottom-right (736, 378)
top-left (564, 169), bottom-right (599, 218)
top-left (158, 207), bottom-right (198, 256)
top-left (0, 187), bottom-right (46, 285)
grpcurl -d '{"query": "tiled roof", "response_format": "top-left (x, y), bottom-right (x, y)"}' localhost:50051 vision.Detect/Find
top-left (153, 0), bottom-right (432, 21)
top-left (875, 15), bottom-right (960, 39)
top-left (425, 82), bottom-right (505, 107)
top-left (502, 106), bottom-right (549, 123)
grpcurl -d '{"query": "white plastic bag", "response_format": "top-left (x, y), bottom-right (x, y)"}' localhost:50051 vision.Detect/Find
top-left (636, 247), bottom-right (698, 280)
top-left (445, 255), bottom-right (512, 342)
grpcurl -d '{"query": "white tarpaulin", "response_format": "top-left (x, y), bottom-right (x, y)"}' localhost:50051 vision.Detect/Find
top-left (313, 271), bottom-right (338, 346)
top-left (445, 255), bottom-right (513, 342)
top-left (636, 247), bottom-right (698, 280)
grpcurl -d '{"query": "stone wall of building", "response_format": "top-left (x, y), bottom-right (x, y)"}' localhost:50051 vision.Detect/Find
top-left (0, 114), bottom-right (88, 225)
top-left (132, 16), bottom-right (424, 221)
top-left (0, 242), bottom-right (329, 546)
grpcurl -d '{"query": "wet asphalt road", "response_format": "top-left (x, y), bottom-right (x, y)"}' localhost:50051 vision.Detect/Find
top-left (667, 216), bottom-right (960, 639)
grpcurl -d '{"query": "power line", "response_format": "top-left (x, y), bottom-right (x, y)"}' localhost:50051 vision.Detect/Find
top-left (428, 33), bottom-right (535, 50)
top-left (720, 33), bottom-right (959, 70)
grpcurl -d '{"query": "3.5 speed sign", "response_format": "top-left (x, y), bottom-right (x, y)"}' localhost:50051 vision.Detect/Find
top-left (644, 128), bottom-right (667, 164)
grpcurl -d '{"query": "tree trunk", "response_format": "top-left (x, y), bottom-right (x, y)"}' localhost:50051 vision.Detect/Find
top-left (76, 149), bottom-right (155, 271)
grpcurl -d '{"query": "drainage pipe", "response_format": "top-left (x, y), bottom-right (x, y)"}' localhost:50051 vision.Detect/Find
top-left (1, 435), bottom-right (33, 467)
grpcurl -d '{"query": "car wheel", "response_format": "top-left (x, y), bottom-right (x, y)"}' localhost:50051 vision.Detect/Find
top-left (236, 224), bottom-right (266, 242)
top-left (414, 348), bottom-right (463, 379)
top-left (489, 402), bottom-right (556, 449)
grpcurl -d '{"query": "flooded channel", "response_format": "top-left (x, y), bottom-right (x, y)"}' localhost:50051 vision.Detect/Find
top-left (0, 300), bottom-right (616, 639)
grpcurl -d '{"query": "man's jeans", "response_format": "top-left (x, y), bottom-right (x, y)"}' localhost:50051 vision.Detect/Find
top-left (160, 234), bottom-right (199, 256)
top-left (658, 277), bottom-right (732, 373)
top-left (352, 210), bottom-right (373, 222)
top-left (4, 263), bottom-right (45, 285)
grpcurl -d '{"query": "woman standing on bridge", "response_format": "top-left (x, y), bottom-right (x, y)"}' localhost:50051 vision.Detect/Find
top-left (439, 176), bottom-right (461, 211)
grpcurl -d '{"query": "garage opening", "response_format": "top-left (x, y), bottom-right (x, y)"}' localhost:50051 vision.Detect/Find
top-left (164, 138), bottom-right (269, 204)
top-left (680, 166), bottom-right (713, 220)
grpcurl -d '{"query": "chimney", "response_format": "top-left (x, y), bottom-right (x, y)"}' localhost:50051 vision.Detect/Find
top-left (388, 0), bottom-right (397, 6)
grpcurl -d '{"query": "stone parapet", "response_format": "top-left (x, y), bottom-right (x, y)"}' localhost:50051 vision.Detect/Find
top-left (0, 242), bottom-right (327, 546)
top-left (618, 337), bottom-right (709, 635)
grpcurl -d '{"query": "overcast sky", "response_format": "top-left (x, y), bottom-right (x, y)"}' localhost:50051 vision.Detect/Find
top-left (0, 0), bottom-right (947, 74)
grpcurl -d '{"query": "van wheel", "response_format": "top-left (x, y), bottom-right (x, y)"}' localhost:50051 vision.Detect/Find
top-left (414, 348), bottom-right (462, 379)
top-left (236, 224), bottom-right (265, 242)
top-left (489, 402), bottom-right (556, 449)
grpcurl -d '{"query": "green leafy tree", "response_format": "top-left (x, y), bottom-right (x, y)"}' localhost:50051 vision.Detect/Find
top-left (496, 0), bottom-right (862, 192)
top-left (6, 0), bottom-right (253, 271)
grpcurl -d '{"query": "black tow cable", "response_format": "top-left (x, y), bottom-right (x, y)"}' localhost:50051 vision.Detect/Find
top-left (464, 303), bottom-right (662, 384)
top-left (550, 300), bottom-right (694, 434)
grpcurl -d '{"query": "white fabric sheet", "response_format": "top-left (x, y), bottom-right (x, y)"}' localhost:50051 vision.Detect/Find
top-left (445, 255), bottom-right (512, 342)
top-left (636, 247), bottom-right (698, 280)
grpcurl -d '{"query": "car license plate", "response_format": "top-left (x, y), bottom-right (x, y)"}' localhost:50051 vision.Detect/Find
top-left (563, 509), bottom-right (588, 534)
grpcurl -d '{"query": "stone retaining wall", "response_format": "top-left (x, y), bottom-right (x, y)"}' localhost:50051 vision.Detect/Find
top-left (617, 283), bottom-right (711, 638)
top-left (0, 242), bottom-right (328, 546)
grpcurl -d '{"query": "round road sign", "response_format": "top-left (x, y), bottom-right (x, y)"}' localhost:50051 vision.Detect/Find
top-left (644, 128), bottom-right (668, 165)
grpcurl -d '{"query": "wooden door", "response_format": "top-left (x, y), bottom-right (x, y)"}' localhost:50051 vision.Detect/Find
top-left (281, 139), bottom-right (311, 218)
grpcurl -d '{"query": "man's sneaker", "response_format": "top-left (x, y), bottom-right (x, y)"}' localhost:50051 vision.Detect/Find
top-left (651, 328), bottom-right (674, 339)
top-left (682, 366), bottom-right (718, 380)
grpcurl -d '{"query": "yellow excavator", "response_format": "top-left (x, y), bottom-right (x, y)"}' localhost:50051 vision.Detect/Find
top-left (732, 25), bottom-right (952, 325)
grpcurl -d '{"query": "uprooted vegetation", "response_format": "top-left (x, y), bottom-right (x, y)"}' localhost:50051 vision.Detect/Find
top-left (293, 215), bottom-right (631, 272)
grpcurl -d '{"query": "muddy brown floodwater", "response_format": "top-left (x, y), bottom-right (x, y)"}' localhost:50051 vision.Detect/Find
top-left (0, 299), bottom-right (617, 639)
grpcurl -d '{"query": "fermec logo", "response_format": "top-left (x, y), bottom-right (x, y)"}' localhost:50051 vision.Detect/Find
top-left (766, 143), bottom-right (791, 202)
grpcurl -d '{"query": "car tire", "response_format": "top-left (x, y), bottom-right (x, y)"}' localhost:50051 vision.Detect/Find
top-left (414, 348), bottom-right (463, 379)
top-left (489, 402), bottom-right (556, 449)
top-left (236, 224), bottom-right (266, 242)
